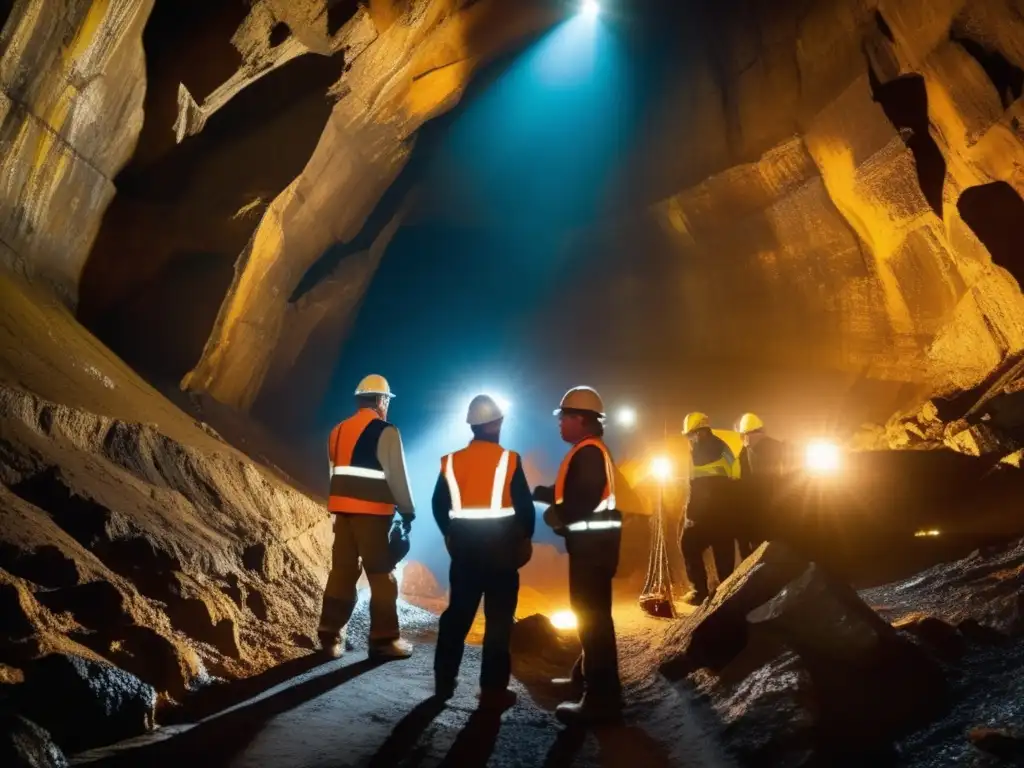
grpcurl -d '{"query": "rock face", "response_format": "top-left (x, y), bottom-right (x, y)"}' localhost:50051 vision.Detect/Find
top-left (0, 0), bottom-right (153, 305)
top-left (5, 0), bottom-right (1024, 436)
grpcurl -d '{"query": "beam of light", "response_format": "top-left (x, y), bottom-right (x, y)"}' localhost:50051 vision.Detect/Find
top-left (650, 455), bottom-right (673, 483)
top-left (491, 394), bottom-right (511, 413)
top-left (805, 440), bottom-right (841, 475)
top-left (549, 609), bottom-right (578, 631)
top-left (581, 0), bottom-right (600, 18)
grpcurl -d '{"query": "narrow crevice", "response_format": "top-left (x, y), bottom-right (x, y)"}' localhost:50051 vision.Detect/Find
top-left (957, 181), bottom-right (1024, 289)
top-left (951, 33), bottom-right (1024, 110)
top-left (327, 0), bottom-right (361, 37)
top-left (874, 10), bottom-right (894, 43)
top-left (867, 67), bottom-right (946, 217)
top-left (268, 21), bottom-right (290, 48)
top-left (0, 0), bottom-right (14, 35)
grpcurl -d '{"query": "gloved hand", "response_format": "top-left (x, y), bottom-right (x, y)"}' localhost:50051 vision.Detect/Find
top-left (400, 515), bottom-right (413, 534)
top-left (543, 505), bottom-right (566, 535)
top-left (532, 485), bottom-right (554, 505)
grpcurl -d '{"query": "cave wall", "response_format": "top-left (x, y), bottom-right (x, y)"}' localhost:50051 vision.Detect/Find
top-left (0, 0), bottom-right (153, 305)
top-left (643, 0), bottom-right (1024, 396)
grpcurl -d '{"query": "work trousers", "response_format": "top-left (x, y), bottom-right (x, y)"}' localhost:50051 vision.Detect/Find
top-left (567, 535), bottom-right (622, 701)
top-left (319, 513), bottom-right (398, 642)
top-left (681, 520), bottom-right (736, 596)
top-left (435, 559), bottom-right (519, 690)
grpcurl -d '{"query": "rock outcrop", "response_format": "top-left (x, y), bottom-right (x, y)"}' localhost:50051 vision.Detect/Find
top-left (0, 0), bottom-right (153, 304)
top-left (660, 535), bottom-right (1024, 767)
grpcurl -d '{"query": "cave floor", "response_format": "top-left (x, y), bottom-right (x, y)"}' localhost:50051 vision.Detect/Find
top-left (78, 606), bottom-right (733, 768)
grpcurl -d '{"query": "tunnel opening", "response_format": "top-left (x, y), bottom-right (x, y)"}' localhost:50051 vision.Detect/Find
top-left (951, 33), bottom-right (1024, 110)
top-left (957, 181), bottom-right (1024, 289)
top-left (327, 0), bottom-right (361, 37)
top-left (874, 10), bottom-right (894, 43)
top-left (79, 1), bottom-right (348, 387)
top-left (268, 21), bottom-right (290, 48)
top-left (868, 69), bottom-right (946, 217)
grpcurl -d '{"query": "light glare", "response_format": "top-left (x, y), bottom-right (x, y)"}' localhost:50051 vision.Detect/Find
top-left (616, 406), bottom-right (637, 428)
top-left (550, 610), bottom-right (578, 631)
top-left (650, 455), bottom-right (673, 482)
top-left (805, 440), bottom-right (841, 475)
top-left (914, 529), bottom-right (941, 538)
top-left (582, 0), bottom-right (600, 17)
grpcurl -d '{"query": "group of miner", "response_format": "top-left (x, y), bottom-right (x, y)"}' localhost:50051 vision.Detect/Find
top-left (318, 374), bottom-right (792, 726)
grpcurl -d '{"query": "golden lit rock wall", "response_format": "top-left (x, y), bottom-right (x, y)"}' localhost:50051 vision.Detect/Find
top-left (653, 0), bottom-right (1024, 395)
top-left (0, 0), bottom-right (153, 305)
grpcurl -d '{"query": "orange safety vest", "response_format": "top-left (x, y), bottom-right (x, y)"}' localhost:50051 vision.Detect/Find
top-left (327, 409), bottom-right (396, 515)
top-left (554, 437), bottom-right (620, 532)
top-left (441, 441), bottom-right (519, 520)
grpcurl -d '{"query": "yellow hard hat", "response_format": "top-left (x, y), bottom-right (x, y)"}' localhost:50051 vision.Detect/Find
top-left (554, 386), bottom-right (605, 417)
top-left (682, 411), bottom-right (710, 435)
top-left (466, 394), bottom-right (503, 426)
top-left (737, 412), bottom-right (764, 435)
top-left (354, 374), bottom-right (394, 398)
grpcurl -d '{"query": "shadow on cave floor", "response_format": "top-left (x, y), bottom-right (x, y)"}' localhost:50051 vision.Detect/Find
top-left (81, 614), bottom-right (729, 768)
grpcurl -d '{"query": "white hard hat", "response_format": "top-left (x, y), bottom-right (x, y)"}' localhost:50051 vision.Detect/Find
top-left (554, 386), bottom-right (605, 417)
top-left (466, 394), bottom-right (504, 426)
top-left (737, 412), bottom-right (765, 435)
top-left (682, 411), bottom-right (710, 435)
top-left (354, 374), bottom-right (394, 398)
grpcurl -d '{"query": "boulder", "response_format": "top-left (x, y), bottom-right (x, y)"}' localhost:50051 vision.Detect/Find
top-left (17, 653), bottom-right (156, 753)
top-left (748, 564), bottom-right (948, 750)
top-left (714, 653), bottom-right (818, 767)
top-left (0, 712), bottom-right (68, 768)
top-left (660, 541), bottom-right (809, 679)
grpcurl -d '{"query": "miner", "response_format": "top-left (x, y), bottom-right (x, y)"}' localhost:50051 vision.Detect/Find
top-left (534, 386), bottom-right (623, 725)
top-left (680, 411), bottom-right (739, 605)
top-left (431, 395), bottom-right (535, 709)
top-left (318, 374), bottom-right (416, 660)
top-left (735, 412), bottom-right (792, 557)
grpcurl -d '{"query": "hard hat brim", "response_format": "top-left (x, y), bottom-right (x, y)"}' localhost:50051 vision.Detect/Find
top-left (553, 407), bottom-right (605, 418)
top-left (355, 390), bottom-right (395, 397)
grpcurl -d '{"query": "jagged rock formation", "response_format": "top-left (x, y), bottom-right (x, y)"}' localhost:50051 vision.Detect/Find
top-left (5, 0), bottom-right (1024, 432)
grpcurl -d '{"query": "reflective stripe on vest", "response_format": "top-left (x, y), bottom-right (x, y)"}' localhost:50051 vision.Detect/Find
top-left (444, 448), bottom-right (515, 520)
top-left (328, 409), bottom-right (395, 515)
top-left (554, 437), bottom-right (618, 527)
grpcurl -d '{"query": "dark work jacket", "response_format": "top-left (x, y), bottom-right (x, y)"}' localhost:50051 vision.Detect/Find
top-left (739, 436), bottom-right (790, 479)
top-left (534, 444), bottom-right (620, 575)
top-left (431, 438), bottom-right (536, 571)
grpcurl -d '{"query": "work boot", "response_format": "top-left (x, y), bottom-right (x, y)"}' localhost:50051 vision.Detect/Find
top-left (435, 674), bottom-right (457, 700)
top-left (478, 688), bottom-right (517, 711)
top-left (317, 628), bottom-right (345, 659)
top-left (368, 637), bottom-right (414, 660)
top-left (681, 588), bottom-right (708, 606)
top-left (555, 693), bottom-right (623, 726)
